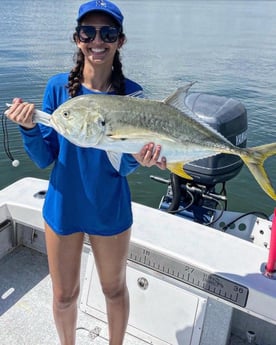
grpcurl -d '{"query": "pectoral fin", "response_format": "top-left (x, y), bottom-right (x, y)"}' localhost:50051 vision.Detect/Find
top-left (167, 162), bottom-right (193, 180)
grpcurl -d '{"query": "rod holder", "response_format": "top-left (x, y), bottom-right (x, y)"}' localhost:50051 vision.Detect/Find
top-left (264, 208), bottom-right (276, 278)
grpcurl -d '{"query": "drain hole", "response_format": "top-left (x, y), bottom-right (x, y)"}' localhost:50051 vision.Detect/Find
top-left (33, 190), bottom-right (47, 199)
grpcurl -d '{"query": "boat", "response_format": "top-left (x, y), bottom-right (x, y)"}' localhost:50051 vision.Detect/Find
top-left (1, 92), bottom-right (276, 345)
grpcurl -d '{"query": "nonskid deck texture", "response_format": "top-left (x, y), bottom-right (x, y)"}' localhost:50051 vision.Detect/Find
top-left (0, 246), bottom-right (250, 345)
top-left (0, 246), bottom-right (148, 345)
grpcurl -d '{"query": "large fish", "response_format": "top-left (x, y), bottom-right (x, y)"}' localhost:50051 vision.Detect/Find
top-left (6, 85), bottom-right (276, 199)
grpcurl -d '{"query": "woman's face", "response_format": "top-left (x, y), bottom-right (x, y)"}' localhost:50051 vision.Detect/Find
top-left (76, 13), bottom-right (124, 67)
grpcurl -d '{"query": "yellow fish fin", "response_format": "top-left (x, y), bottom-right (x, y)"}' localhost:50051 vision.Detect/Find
top-left (167, 162), bottom-right (193, 180)
top-left (241, 143), bottom-right (276, 200)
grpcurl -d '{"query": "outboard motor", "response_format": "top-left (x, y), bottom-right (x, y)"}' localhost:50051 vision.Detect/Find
top-left (153, 92), bottom-right (248, 224)
top-left (184, 92), bottom-right (247, 184)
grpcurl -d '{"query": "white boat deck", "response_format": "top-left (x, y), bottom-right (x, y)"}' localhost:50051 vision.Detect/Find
top-left (0, 244), bottom-right (267, 345)
top-left (1, 178), bottom-right (276, 345)
top-left (0, 245), bottom-right (149, 345)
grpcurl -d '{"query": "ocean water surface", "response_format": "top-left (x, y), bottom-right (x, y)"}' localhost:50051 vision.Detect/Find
top-left (1, 0), bottom-right (276, 215)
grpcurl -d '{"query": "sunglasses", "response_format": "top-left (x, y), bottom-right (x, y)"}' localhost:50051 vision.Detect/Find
top-left (76, 25), bottom-right (121, 43)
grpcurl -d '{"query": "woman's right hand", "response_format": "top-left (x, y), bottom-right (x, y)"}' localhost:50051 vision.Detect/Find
top-left (5, 98), bottom-right (36, 129)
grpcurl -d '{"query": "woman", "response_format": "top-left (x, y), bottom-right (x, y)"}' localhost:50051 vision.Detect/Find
top-left (6, 1), bottom-right (166, 345)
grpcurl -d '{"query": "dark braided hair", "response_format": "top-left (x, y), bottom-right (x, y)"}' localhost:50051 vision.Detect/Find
top-left (67, 28), bottom-right (126, 98)
top-left (67, 44), bottom-right (85, 98)
top-left (111, 49), bottom-right (126, 95)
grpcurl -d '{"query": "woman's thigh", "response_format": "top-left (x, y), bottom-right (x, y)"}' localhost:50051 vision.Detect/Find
top-left (45, 223), bottom-right (84, 297)
top-left (89, 228), bottom-right (131, 290)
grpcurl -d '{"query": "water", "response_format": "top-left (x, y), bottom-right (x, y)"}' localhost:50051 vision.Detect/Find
top-left (1, 0), bottom-right (276, 215)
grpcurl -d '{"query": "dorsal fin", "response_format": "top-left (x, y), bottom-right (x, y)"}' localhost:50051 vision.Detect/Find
top-left (162, 83), bottom-right (235, 147)
top-left (163, 81), bottom-right (197, 111)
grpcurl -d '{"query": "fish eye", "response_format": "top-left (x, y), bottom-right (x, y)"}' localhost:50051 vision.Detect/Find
top-left (97, 116), bottom-right (105, 127)
top-left (62, 110), bottom-right (70, 118)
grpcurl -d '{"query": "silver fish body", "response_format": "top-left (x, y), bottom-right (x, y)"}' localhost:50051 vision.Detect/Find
top-left (5, 86), bottom-right (276, 199)
top-left (47, 87), bottom-right (276, 200)
top-left (50, 91), bottom-right (236, 160)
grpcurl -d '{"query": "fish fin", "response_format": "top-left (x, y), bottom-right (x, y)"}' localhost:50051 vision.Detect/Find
top-left (163, 85), bottom-right (234, 146)
top-left (167, 162), bottom-right (193, 180)
top-left (106, 151), bottom-right (122, 172)
top-left (163, 82), bottom-right (197, 112)
top-left (241, 143), bottom-right (276, 200)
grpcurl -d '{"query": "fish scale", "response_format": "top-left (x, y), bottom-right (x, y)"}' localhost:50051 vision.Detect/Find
top-left (102, 95), bottom-right (233, 147)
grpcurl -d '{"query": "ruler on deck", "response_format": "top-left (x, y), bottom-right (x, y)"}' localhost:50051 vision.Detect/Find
top-left (128, 241), bottom-right (249, 308)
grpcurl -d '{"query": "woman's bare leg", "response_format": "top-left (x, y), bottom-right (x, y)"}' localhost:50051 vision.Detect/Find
top-left (89, 228), bottom-right (131, 345)
top-left (45, 223), bottom-right (84, 345)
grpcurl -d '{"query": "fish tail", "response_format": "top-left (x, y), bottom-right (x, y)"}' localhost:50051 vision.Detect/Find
top-left (241, 143), bottom-right (276, 200)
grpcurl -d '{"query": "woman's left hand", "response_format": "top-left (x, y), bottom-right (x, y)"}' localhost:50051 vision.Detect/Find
top-left (133, 143), bottom-right (167, 170)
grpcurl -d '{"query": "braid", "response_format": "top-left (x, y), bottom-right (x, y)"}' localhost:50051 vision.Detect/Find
top-left (112, 50), bottom-right (126, 95)
top-left (68, 48), bottom-right (84, 98)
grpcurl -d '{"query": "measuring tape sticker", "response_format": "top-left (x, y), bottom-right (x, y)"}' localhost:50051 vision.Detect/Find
top-left (128, 242), bottom-right (249, 308)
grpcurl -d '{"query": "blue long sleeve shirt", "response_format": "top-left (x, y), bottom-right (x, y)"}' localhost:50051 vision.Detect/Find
top-left (20, 73), bottom-right (143, 235)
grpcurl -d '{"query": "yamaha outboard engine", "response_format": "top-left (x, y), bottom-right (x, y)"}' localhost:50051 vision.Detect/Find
top-left (153, 92), bottom-right (248, 224)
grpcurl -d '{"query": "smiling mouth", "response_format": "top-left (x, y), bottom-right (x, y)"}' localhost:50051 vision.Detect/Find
top-left (91, 48), bottom-right (106, 54)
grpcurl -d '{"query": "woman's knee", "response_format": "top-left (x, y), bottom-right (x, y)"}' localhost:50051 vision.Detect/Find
top-left (53, 285), bottom-right (80, 310)
top-left (101, 280), bottom-right (127, 301)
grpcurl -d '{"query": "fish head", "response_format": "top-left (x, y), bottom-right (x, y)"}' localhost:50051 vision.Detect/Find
top-left (50, 98), bottom-right (106, 147)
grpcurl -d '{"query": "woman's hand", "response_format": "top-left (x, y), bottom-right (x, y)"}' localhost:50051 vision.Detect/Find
top-left (133, 143), bottom-right (167, 170)
top-left (5, 98), bottom-right (36, 129)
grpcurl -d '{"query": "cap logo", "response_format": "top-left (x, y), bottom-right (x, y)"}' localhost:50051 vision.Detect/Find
top-left (96, 0), bottom-right (107, 7)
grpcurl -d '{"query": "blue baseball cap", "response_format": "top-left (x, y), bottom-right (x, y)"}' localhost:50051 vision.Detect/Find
top-left (77, 0), bottom-right (124, 26)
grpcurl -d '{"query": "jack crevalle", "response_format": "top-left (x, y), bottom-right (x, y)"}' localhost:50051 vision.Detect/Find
top-left (6, 85), bottom-right (276, 200)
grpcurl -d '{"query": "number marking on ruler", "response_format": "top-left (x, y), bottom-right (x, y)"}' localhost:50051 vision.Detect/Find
top-left (128, 242), bottom-right (248, 307)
